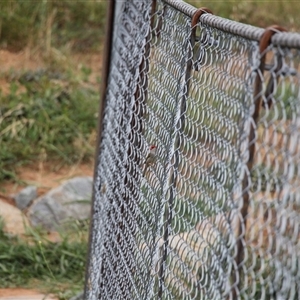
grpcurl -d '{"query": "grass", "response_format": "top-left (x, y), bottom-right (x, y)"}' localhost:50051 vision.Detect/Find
top-left (0, 1), bottom-right (106, 183)
top-left (0, 216), bottom-right (89, 299)
top-left (0, 1), bottom-right (107, 52)
top-left (0, 1), bottom-right (106, 182)
top-left (1, 0), bottom-right (300, 298)
top-left (0, 67), bottom-right (99, 181)
top-left (0, 1), bottom-right (103, 296)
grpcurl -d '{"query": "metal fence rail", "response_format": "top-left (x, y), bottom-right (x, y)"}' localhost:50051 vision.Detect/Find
top-left (85, 0), bottom-right (300, 299)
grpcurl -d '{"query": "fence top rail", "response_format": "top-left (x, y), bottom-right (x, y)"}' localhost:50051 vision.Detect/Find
top-left (271, 32), bottom-right (300, 48)
top-left (163, 0), bottom-right (300, 48)
top-left (162, 0), bottom-right (196, 16)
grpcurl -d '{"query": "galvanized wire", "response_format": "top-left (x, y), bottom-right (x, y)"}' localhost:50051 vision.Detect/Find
top-left (85, 0), bottom-right (300, 299)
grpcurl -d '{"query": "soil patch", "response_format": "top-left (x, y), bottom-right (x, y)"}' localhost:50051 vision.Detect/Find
top-left (0, 288), bottom-right (57, 299)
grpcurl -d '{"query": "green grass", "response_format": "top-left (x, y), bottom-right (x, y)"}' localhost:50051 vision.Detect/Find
top-left (1, 0), bottom-right (299, 298)
top-left (0, 68), bottom-right (99, 181)
top-left (0, 2), bottom-right (101, 296)
top-left (0, 216), bottom-right (89, 299)
top-left (0, 1), bottom-right (105, 183)
top-left (0, 1), bottom-right (107, 52)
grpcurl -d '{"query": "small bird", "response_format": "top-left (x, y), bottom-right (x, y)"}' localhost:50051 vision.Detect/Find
top-left (143, 145), bottom-right (157, 176)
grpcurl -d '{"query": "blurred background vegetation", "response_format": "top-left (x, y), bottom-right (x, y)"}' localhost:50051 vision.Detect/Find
top-left (0, 1), bottom-right (300, 299)
top-left (0, 1), bottom-right (107, 299)
top-left (0, 0), bottom-right (107, 52)
top-left (0, 0), bottom-right (300, 182)
top-left (0, 1), bottom-right (107, 182)
top-left (188, 0), bottom-right (300, 31)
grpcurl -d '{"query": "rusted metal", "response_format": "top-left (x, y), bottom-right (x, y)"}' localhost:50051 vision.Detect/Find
top-left (157, 7), bottom-right (213, 299)
top-left (191, 7), bottom-right (213, 28)
top-left (260, 26), bottom-right (287, 106)
top-left (84, 1), bottom-right (115, 298)
top-left (262, 27), bottom-right (287, 108)
top-left (234, 25), bottom-right (287, 299)
top-left (191, 8), bottom-right (213, 71)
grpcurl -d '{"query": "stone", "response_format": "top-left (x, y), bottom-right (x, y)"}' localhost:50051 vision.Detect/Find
top-left (0, 200), bottom-right (29, 235)
top-left (27, 176), bottom-right (93, 231)
top-left (14, 185), bottom-right (37, 210)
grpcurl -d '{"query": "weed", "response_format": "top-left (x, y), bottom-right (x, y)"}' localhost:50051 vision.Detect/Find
top-left (0, 1), bottom-right (107, 52)
top-left (0, 68), bottom-right (99, 181)
top-left (0, 216), bottom-right (88, 299)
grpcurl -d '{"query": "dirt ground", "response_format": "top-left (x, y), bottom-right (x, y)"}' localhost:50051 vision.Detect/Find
top-left (0, 49), bottom-right (100, 298)
top-left (1, 161), bottom-right (94, 200)
top-left (0, 48), bottom-right (100, 196)
top-left (0, 161), bottom-right (94, 236)
top-left (0, 288), bottom-right (57, 299)
top-left (0, 48), bottom-right (99, 208)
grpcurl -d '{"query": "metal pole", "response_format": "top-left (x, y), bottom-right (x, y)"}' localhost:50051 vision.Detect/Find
top-left (233, 25), bottom-right (287, 299)
top-left (84, 1), bottom-right (116, 298)
top-left (157, 8), bottom-right (213, 299)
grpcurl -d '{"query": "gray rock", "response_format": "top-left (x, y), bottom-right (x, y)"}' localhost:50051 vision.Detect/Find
top-left (28, 176), bottom-right (93, 231)
top-left (14, 185), bottom-right (37, 210)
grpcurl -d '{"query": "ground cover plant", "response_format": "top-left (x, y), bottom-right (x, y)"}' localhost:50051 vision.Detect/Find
top-left (1, 0), bottom-right (300, 299)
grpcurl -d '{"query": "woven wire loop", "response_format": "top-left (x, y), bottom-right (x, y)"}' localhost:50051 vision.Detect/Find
top-left (86, 0), bottom-right (300, 299)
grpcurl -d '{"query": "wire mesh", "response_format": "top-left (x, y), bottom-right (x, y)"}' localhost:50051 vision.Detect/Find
top-left (85, 0), bottom-right (300, 299)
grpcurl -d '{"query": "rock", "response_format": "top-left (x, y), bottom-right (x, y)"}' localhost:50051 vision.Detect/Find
top-left (0, 200), bottom-right (29, 235)
top-left (14, 185), bottom-right (37, 210)
top-left (28, 176), bottom-right (93, 231)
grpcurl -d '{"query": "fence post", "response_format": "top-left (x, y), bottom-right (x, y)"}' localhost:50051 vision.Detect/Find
top-left (84, 1), bottom-right (115, 298)
top-left (157, 7), bottom-right (213, 299)
top-left (234, 25), bottom-right (287, 299)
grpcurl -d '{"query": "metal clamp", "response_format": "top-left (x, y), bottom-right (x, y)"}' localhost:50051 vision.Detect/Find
top-left (191, 8), bottom-right (213, 71)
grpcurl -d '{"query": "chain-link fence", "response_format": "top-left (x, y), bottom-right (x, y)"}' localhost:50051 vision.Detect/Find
top-left (85, 0), bottom-right (300, 299)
